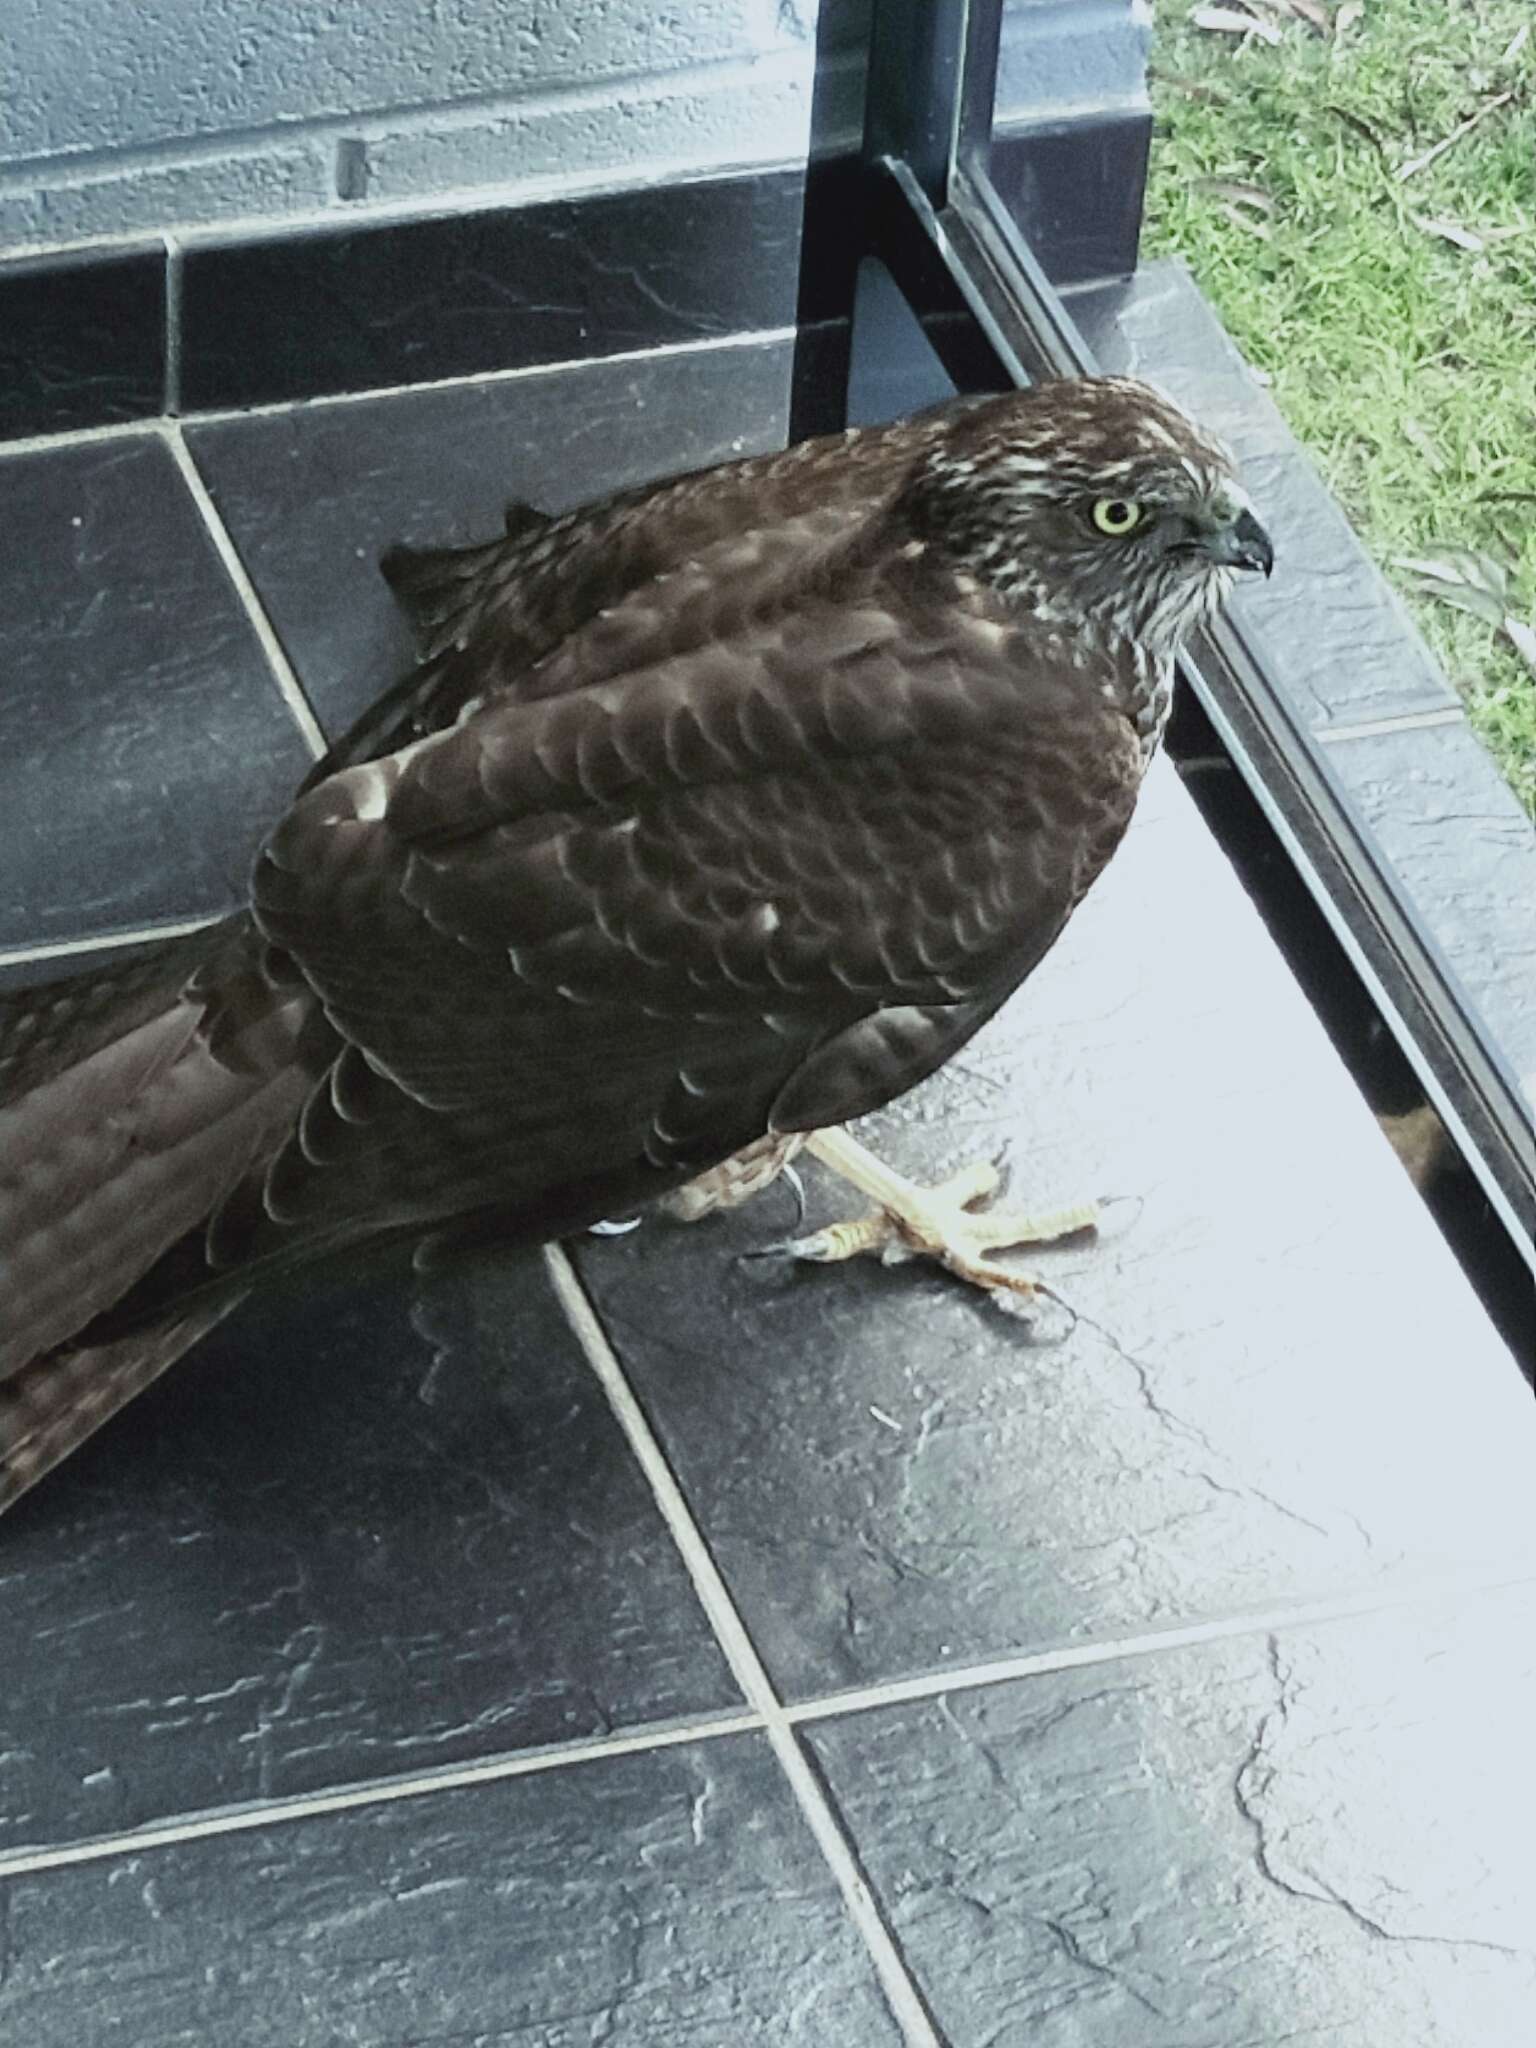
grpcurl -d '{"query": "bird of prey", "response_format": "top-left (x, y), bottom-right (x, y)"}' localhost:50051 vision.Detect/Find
top-left (0, 376), bottom-right (1272, 1515)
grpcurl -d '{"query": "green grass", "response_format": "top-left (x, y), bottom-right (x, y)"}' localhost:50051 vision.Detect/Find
top-left (1143, 0), bottom-right (1535, 812)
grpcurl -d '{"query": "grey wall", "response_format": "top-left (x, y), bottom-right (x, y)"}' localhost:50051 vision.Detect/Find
top-left (0, 0), bottom-right (821, 254)
top-left (0, 1), bottom-right (1150, 259)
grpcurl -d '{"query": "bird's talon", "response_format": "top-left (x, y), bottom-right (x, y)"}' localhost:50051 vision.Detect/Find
top-left (739, 1235), bottom-right (803, 1266)
top-left (744, 1212), bottom-right (890, 1265)
top-left (745, 1132), bottom-right (1112, 1323)
top-left (936, 1157), bottom-right (1003, 1210)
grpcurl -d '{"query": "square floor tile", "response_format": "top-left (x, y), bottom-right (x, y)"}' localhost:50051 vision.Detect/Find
top-left (0, 245), bottom-right (165, 440)
top-left (0, 434), bottom-right (313, 952)
top-left (575, 761), bottom-right (1535, 1699)
top-left (0, 1733), bottom-right (906, 2046)
top-left (806, 1581), bottom-right (1536, 2045)
top-left (185, 338), bottom-right (794, 738)
top-left (0, 1249), bottom-right (739, 1856)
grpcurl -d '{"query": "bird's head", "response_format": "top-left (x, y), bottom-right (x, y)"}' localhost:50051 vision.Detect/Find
top-left (908, 377), bottom-right (1273, 657)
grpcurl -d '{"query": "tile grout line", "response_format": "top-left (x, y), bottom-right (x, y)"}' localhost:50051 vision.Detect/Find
top-left (0, 1712), bottom-right (762, 1884)
top-left (0, 415), bottom-right (154, 463)
top-left (3, 1554), bottom-right (1530, 1889)
top-left (159, 422), bottom-right (329, 761)
top-left (185, 322), bottom-right (800, 429)
top-left (543, 1242), bottom-right (945, 2048)
top-left (1316, 706), bottom-right (1468, 745)
top-left (163, 234), bottom-right (183, 417)
top-left (0, 324), bottom-right (799, 464)
top-left (784, 1561), bottom-right (1536, 1725)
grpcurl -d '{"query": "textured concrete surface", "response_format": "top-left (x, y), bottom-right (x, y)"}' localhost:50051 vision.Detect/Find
top-left (1325, 717), bottom-right (1536, 1114)
top-left (0, 0), bottom-right (1160, 255)
top-left (997, 0), bottom-right (1152, 119)
top-left (5, 1), bottom-right (786, 160)
top-left (0, 0), bottom-right (814, 253)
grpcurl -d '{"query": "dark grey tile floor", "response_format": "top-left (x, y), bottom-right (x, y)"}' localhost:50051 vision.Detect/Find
top-left (2, 329), bottom-right (1532, 2045)
top-left (4, 1733), bottom-right (908, 2048)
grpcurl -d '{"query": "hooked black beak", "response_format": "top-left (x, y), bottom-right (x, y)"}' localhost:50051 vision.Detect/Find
top-left (1203, 507), bottom-right (1274, 577)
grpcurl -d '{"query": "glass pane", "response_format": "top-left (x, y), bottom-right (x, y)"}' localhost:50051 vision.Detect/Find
top-left (1142, 2), bottom-right (1534, 818)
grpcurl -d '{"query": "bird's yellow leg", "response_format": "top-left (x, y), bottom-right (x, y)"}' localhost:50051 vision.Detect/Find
top-left (775, 1126), bottom-right (1097, 1309)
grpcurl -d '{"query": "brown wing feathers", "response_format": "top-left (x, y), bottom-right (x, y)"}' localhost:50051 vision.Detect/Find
top-left (0, 394), bottom-right (1154, 1513)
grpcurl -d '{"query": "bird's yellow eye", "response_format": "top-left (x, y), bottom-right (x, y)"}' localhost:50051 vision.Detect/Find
top-left (1090, 497), bottom-right (1145, 536)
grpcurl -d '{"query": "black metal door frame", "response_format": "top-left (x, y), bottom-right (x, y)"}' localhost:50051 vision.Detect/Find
top-left (806, 0), bottom-right (1535, 1267)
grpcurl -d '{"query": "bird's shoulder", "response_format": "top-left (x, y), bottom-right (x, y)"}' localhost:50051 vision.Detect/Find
top-left (390, 408), bottom-right (961, 661)
top-left (363, 546), bottom-right (1126, 856)
top-left (311, 409), bottom-right (969, 781)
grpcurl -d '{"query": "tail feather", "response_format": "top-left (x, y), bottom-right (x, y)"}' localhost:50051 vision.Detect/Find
top-left (381, 500), bottom-right (548, 659)
top-left (1, 924), bottom-right (325, 1516)
top-left (0, 924), bottom-right (225, 1106)
top-left (0, 1300), bottom-right (245, 1516)
top-left (0, 973), bottom-right (313, 1376)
